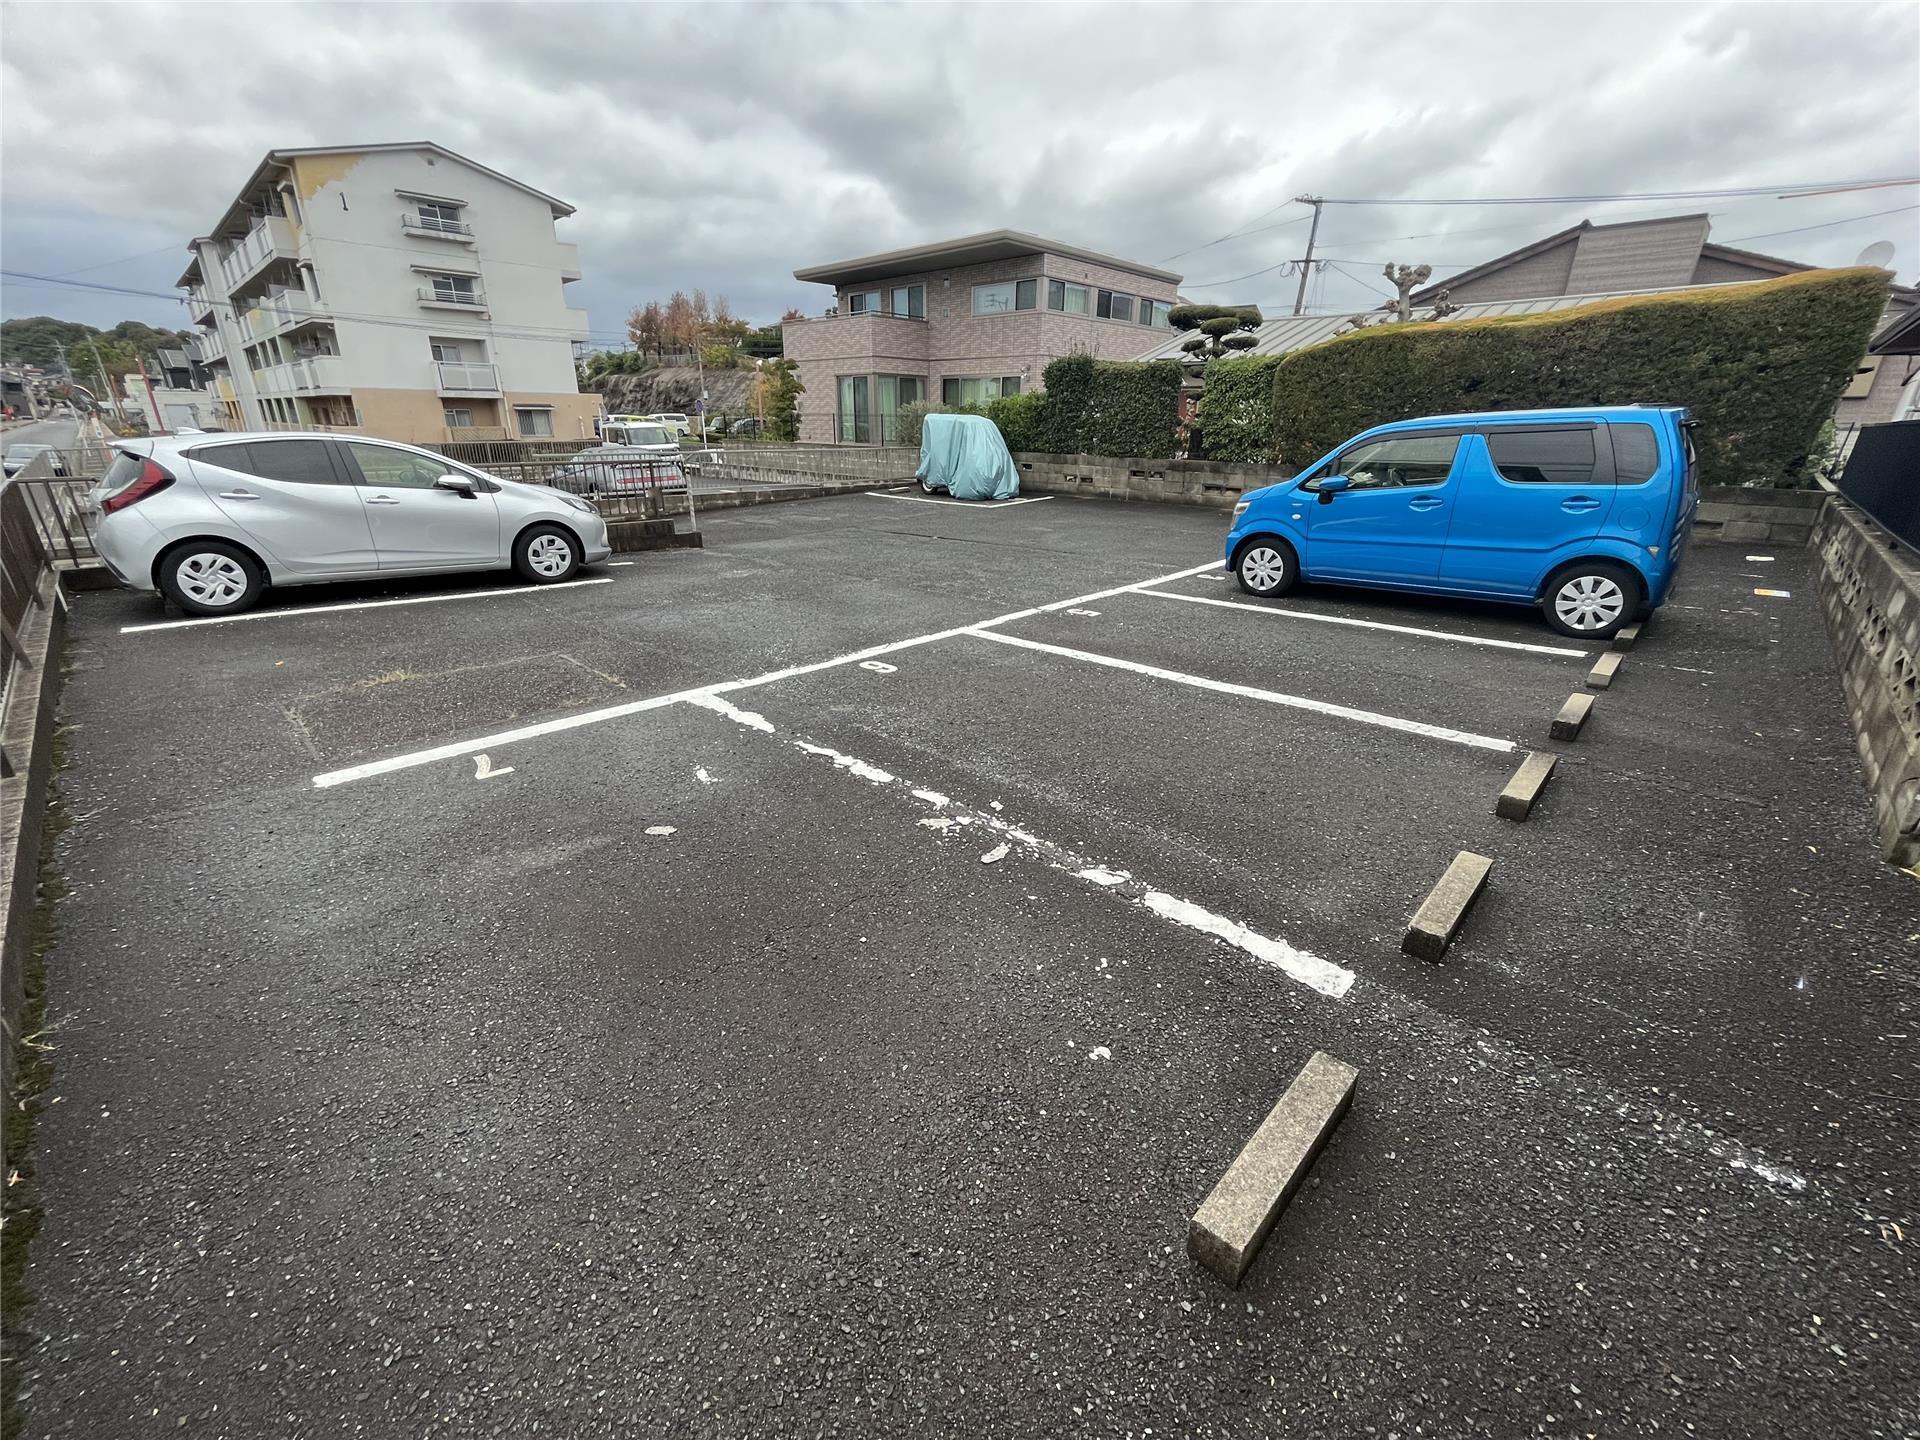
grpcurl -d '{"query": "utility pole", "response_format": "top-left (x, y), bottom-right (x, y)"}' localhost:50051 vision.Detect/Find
top-left (90, 342), bottom-right (115, 426)
top-left (1290, 194), bottom-right (1325, 316)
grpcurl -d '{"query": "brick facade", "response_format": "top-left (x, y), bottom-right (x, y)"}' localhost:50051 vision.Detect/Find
top-left (785, 246), bottom-right (1180, 444)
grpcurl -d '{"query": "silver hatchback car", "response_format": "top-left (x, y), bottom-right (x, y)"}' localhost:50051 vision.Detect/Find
top-left (90, 432), bottom-right (612, 616)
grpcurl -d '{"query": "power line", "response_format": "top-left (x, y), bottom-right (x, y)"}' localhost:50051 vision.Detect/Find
top-left (48, 242), bottom-right (184, 280)
top-left (1160, 201), bottom-right (1309, 263)
top-left (1318, 177), bottom-right (1919, 206)
top-left (1326, 261), bottom-right (1396, 300)
top-left (1722, 204), bottom-right (1920, 245)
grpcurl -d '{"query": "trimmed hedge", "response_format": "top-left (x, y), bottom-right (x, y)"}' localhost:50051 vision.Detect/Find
top-left (1037, 353), bottom-right (1183, 458)
top-left (987, 392), bottom-right (1047, 453)
top-left (1195, 355), bottom-right (1283, 462)
top-left (1270, 267), bottom-right (1890, 486)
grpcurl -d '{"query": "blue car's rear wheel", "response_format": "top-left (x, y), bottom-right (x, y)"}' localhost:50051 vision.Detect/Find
top-left (1543, 561), bottom-right (1640, 638)
top-left (1234, 538), bottom-right (1298, 597)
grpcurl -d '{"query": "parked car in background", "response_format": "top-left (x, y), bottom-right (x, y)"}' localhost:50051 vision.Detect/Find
top-left (727, 417), bottom-right (762, 437)
top-left (88, 432), bottom-right (611, 616)
top-left (1224, 406), bottom-right (1696, 639)
top-left (551, 441), bottom-right (686, 497)
top-left (3, 443), bottom-right (68, 477)
top-left (648, 412), bottom-right (692, 437)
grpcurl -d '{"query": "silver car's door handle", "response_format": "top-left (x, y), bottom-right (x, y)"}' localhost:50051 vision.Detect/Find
top-left (364, 494), bottom-right (402, 505)
top-left (218, 488), bottom-right (259, 500)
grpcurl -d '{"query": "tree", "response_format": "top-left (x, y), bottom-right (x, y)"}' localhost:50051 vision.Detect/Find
top-left (1380, 263), bottom-right (1455, 323)
top-left (754, 359), bottom-right (804, 441)
top-left (781, 307), bottom-right (806, 322)
top-left (708, 294), bottom-right (751, 346)
top-left (1167, 304), bottom-right (1263, 363)
top-left (742, 324), bottom-right (784, 359)
top-left (628, 302), bottom-right (665, 356)
top-left (0, 315), bottom-right (189, 372)
top-left (662, 292), bottom-right (698, 353)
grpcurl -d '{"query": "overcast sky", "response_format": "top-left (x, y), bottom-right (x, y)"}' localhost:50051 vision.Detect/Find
top-left (3, 1), bottom-right (1916, 347)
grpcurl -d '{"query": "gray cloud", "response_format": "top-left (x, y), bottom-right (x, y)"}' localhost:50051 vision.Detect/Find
top-left (3, 1), bottom-right (1915, 340)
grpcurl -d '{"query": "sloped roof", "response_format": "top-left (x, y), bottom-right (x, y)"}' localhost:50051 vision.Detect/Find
top-left (1408, 213), bottom-right (1807, 304)
top-left (794, 230), bottom-right (1182, 287)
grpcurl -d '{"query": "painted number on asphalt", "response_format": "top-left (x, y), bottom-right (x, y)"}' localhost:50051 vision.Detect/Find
top-left (472, 753), bottom-right (514, 780)
top-left (860, 661), bottom-right (898, 673)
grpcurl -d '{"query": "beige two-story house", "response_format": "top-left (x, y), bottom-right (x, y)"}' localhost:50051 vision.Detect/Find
top-left (782, 231), bottom-right (1182, 444)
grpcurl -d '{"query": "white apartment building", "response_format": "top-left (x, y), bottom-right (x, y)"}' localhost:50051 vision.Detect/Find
top-left (176, 143), bottom-right (598, 443)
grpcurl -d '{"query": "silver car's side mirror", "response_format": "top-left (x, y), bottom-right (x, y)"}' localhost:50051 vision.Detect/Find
top-left (434, 475), bottom-right (477, 497)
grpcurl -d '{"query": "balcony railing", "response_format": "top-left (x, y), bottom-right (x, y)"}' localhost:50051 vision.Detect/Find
top-left (252, 355), bottom-right (349, 396)
top-left (417, 285), bottom-right (486, 310)
top-left (436, 361), bottom-right (500, 394)
top-left (218, 215), bottom-right (296, 293)
top-left (243, 289), bottom-right (326, 338)
top-left (401, 213), bottom-right (474, 239)
top-left (187, 286), bottom-right (216, 321)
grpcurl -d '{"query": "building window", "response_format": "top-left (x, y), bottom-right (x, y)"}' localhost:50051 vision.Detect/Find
top-left (846, 290), bottom-right (881, 315)
top-left (889, 284), bottom-right (925, 319)
top-left (940, 376), bottom-right (1022, 407)
top-left (972, 281), bottom-right (1019, 316)
top-left (837, 375), bottom-right (871, 443)
top-left (1842, 357), bottom-right (1881, 400)
top-left (1097, 290), bottom-right (1135, 322)
top-left (1138, 300), bottom-right (1156, 327)
top-left (428, 273), bottom-right (479, 303)
top-left (1047, 280), bottom-right (1090, 315)
top-left (1015, 278), bottom-right (1037, 311)
top-left (515, 407), bottom-right (555, 437)
top-left (877, 375), bottom-right (924, 444)
top-left (415, 201), bottom-right (466, 234)
top-left (443, 406), bottom-right (474, 429)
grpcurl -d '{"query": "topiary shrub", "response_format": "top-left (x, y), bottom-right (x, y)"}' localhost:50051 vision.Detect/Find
top-left (1195, 355), bottom-right (1283, 462)
top-left (1269, 267), bottom-right (1890, 486)
top-left (1037, 354), bottom-right (1182, 458)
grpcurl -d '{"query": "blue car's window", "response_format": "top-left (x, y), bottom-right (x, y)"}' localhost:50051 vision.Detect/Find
top-left (1327, 434), bottom-right (1459, 489)
top-left (1611, 423), bottom-right (1661, 484)
top-left (1487, 428), bottom-right (1599, 485)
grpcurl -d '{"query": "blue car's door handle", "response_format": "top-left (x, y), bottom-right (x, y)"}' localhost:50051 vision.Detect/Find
top-left (1561, 496), bottom-right (1602, 513)
top-left (1408, 496), bottom-right (1445, 511)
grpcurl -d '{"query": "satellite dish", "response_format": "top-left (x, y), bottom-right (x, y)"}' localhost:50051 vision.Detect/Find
top-left (1856, 240), bottom-right (1896, 269)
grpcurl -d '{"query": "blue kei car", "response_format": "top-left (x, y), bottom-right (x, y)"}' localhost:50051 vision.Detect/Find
top-left (1225, 406), bottom-right (1697, 639)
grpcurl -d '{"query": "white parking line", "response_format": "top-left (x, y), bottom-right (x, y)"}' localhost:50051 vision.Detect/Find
top-left (310, 558), bottom-right (1225, 788)
top-left (967, 629), bottom-right (1516, 753)
top-left (869, 490), bottom-right (1053, 509)
top-left (121, 576), bottom-right (614, 633)
top-left (694, 694), bottom-right (1355, 999)
top-left (1133, 587), bottom-right (1588, 658)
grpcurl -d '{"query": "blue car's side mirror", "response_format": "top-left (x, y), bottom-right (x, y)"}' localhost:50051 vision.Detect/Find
top-left (1315, 474), bottom-right (1351, 504)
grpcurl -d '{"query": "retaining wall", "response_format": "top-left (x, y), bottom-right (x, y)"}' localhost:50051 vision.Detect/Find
top-left (1693, 486), bottom-right (1825, 547)
top-left (704, 445), bottom-right (920, 486)
top-left (1012, 453), bottom-right (1296, 508)
top-left (1812, 500), bottom-right (1920, 869)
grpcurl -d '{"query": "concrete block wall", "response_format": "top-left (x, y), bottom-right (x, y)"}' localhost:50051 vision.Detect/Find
top-left (1812, 500), bottom-right (1920, 869)
top-left (703, 445), bottom-right (921, 485)
top-left (1693, 486), bottom-right (1825, 546)
top-left (1011, 453), bottom-right (1296, 509)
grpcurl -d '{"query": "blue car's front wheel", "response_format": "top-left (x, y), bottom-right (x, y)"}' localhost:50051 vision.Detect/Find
top-left (1234, 538), bottom-right (1298, 597)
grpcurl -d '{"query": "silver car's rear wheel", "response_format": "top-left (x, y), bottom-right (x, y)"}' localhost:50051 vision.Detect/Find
top-left (159, 541), bottom-right (263, 616)
top-left (513, 525), bottom-right (582, 583)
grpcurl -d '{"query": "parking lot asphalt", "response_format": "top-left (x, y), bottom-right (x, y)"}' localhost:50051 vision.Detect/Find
top-left (17, 493), bottom-right (1918, 1438)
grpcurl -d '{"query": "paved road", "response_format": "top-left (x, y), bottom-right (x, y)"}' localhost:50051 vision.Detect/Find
top-left (13, 495), bottom-right (1917, 1438)
top-left (2, 413), bottom-right (80, 454)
